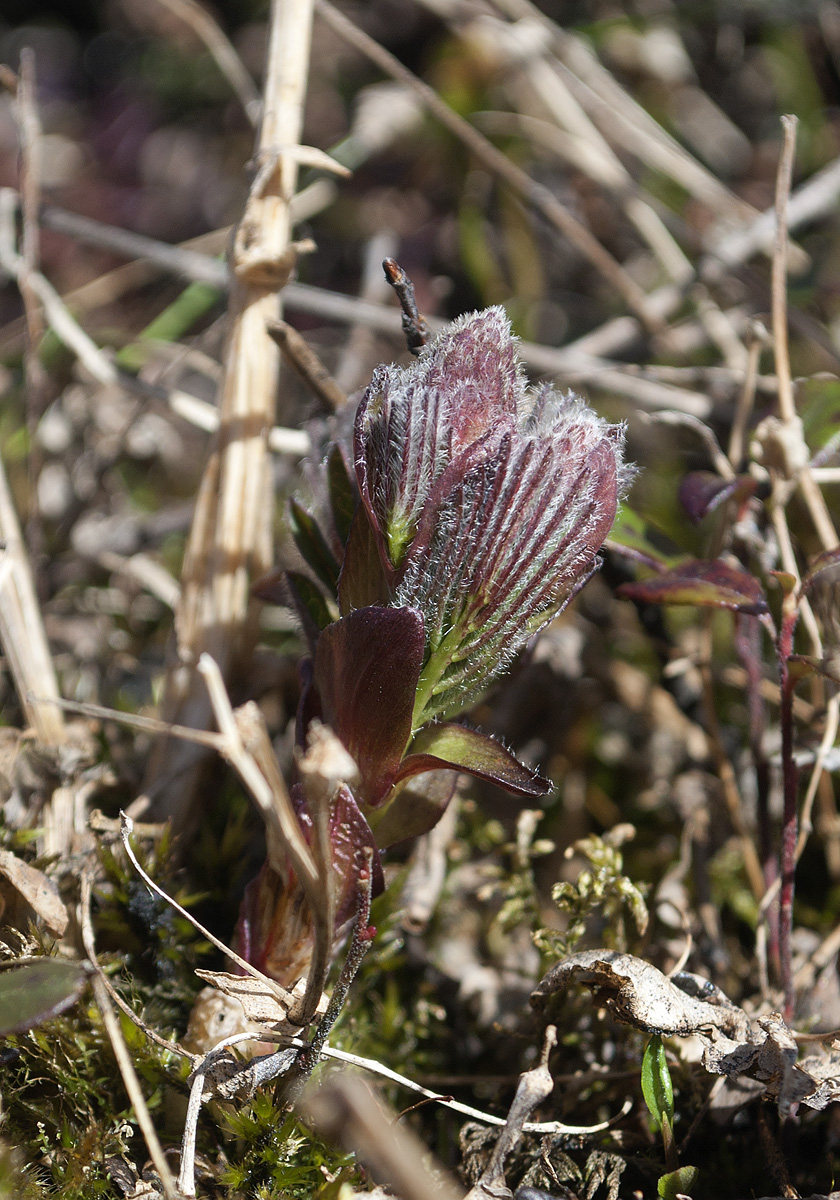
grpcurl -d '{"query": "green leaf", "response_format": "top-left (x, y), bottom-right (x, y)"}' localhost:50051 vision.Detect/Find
top-left (657, 1165), bottom-right (699, 1199)
top-left (289, 498), bottom-right (340, 596)
top-left (397, 723), bottom-right (550, 797)
top-left (115, 281), bottom-right (221, 371)
top-left (641, 1034), bottom-right (674, 1132)
top-left (327, 444), bottom-right (358, 548)
top-left (607, 507), bottom-right (679, 569)
top-left (286, 571), bottom-right (334, 648)
top-left (0, 958), bottom-right (87, 1036)
top-left (338, 504), bottom-right (391, 615)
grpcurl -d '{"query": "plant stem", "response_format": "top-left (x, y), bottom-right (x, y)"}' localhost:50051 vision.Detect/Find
top-left (776, 598), bottom-right (800, 1022)
top-left (735, 614), bottom-right (778, 970)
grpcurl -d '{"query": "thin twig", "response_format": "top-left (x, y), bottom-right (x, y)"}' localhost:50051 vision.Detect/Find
top-left (265, 318), bottom-right (347, 410)
top-left (729, 323), bottom-right (767, 468)
top-left (382, 257), bottom-right (430, 353)
top-left (289, 1035), bottom-right (630, 1135)
top-left (772, 116), bottom-right (798, 426)
top-left (89, 971), bottom-right (179, 1200)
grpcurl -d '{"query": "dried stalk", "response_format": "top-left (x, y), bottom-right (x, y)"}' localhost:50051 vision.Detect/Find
top-left (0, 185), bottom-right (64, 746)
top-left (0, 457), bottom-right (65, 746)
top-left (89, 972), bottom-right (179, 1200)
top-left (145, 0), bottom-right (316, 828)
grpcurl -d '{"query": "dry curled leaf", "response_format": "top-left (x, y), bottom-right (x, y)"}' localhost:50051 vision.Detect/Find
top-left (532, 950), bottom-right (749, 1039)
top-left (0, 847), bottom-right (68, 936)
top-left (532, 950), bottom-right (840, 1117)
top-left (193, 970), bottom-right (328, 1041)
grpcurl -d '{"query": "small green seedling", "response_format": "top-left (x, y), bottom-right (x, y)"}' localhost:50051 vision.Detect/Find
top-left (641, 1034), bottom-right (699, 1200)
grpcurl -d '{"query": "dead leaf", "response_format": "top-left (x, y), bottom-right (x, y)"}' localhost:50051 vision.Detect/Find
top-left (192, 970), bottom-right (328, 1043)
top-left (0, 848), bottom-right (68, 935)
top-left (532, 950), bottom-right (840, 1117)
top-left (532, 950), bottom-right (749, 1039)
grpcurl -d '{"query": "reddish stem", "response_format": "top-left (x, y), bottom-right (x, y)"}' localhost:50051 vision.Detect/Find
top-left (776, 603), bottom-right (799, 1023)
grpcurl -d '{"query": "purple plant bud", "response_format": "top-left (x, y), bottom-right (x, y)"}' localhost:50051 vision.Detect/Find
top-left (354, 307), bottom-right (520, 573)
top-left (352, 309), bottom-right (630, 724)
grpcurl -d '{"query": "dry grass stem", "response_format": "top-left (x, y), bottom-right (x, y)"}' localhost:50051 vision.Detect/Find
top-left (146, 0), bottom-right (317, 828)
top-left (772, 116), bottom-right (799, 427)
top-left (89, 971), bottom-right (180, 1200)
top-left (0, 193), bottom-right (65, 750)
top-left (305, 1073), bottom-right (465, 1200)
top-left (197, 655), bottom-right (318, 894)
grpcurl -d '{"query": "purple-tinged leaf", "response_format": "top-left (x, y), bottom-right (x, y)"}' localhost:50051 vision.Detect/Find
top-left (289, 498), bottom-right (340, 596)
top-left (679, 471), bottom-right (756, 524)
top-left (313, 606), bottom-right (425, 807)
top-left (285, 571), bottom-right (333, 652)
top-left (368, 769), bottom-right (459, 848)
top-left (418, 306), bottom-right (520, 455)
top-left (803, 546), bottom-right (840, 593)
top-left (399, 401), bottom-right (622, 720)
top-left (618, 560), bottom-right (768, 615)
top-left (338, 504), bottom-right (392, 615)
top-left (327, 784), bottom-right (385, 925)
top-left (236, 782), bottom-right (383, 983)
top-left (397, 723), bottom-right (550, 796)
top-left (0, 958), bottom-right (87, 1036)
top-left (353, 308), bottom-right (520, 570)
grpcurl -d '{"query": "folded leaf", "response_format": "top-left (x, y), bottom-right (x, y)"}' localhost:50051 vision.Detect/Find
top-left (354, 308), bottom-right (520, 570)
top-left (397, 723), bottom-right (550, 797)
top-left (679, 471), bottom-right (755, 524)
top-left (313, 606), bottom-right (426, 807)
top-left (338, 504), bottom-right (392, 614)
top-left (367, 769), bottom-right (459, 848)
top-left (327, 443), bottom-right (357, 547)
top-left (400, 412), bottom-right (620, 721)
top-left (618, 560), bottom-right (768, 615)
top-left (290, 498), bottom-right (340, 596)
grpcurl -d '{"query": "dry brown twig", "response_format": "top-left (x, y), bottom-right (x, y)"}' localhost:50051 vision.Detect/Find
top-left (265, 318), bottom-right (347, 411)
